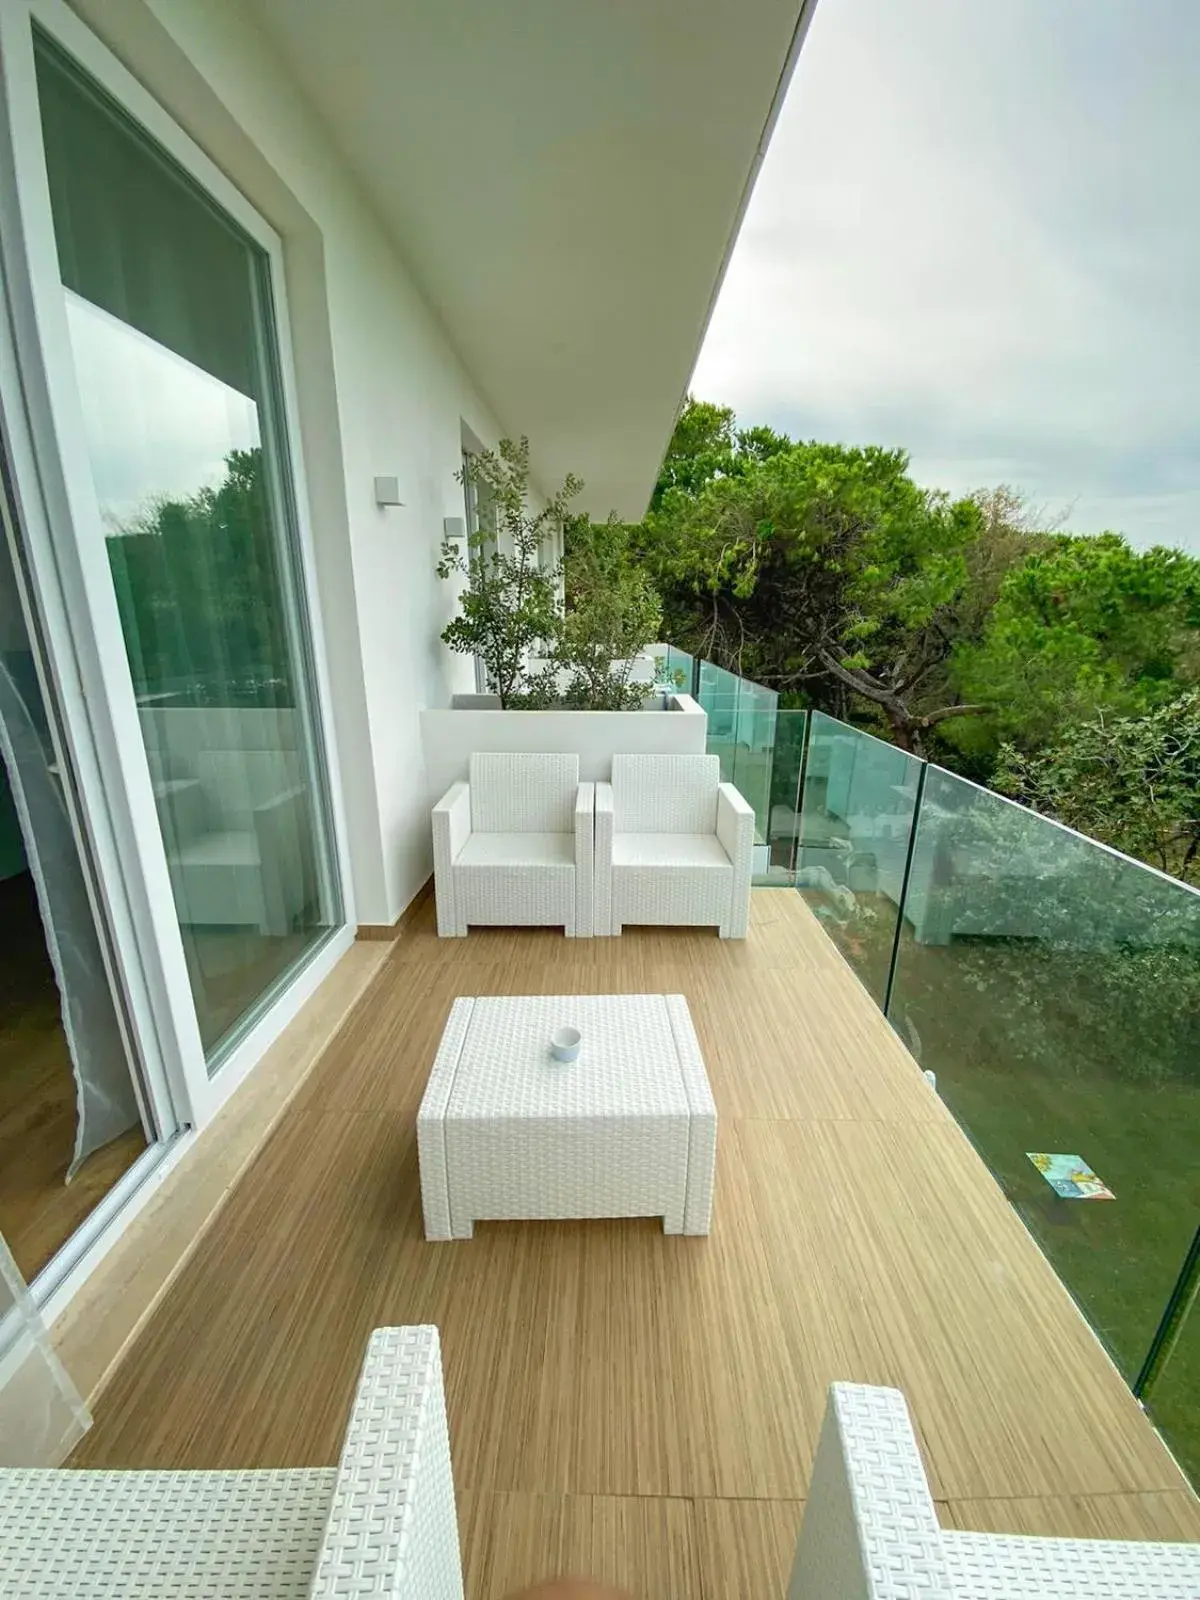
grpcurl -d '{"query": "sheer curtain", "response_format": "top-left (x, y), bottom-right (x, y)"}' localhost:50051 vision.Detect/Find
top-left (0, 1231), bottom-right (89, 1464)
top-left (0, 553), bottom-right (141, 1176)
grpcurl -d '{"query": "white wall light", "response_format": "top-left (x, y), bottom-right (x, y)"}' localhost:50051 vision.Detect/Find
top-left (374, 475), bottom-right (404, 507)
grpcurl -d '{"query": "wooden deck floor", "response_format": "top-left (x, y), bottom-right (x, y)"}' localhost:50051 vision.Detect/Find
top-left (72, 892), bottom-right (1200, 1597)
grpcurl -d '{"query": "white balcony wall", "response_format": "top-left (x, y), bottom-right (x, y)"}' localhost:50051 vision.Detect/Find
top-left (72, 0), bottom-right (503, 925)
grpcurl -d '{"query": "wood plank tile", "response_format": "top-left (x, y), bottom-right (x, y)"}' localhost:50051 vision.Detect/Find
top-left (53, 941), bottom-right (389, 1403)
top-left (730, 1116), bottom-right (1186, 1500)
top-left (692, 1498), bottom-right (804, 1600)
top-left (943, 1490), bottom-right (1200, 1541)
top-left (469, 1493), bottom-right (698, 1600)
top-left (67, 889), bottom-right (1199, 1570)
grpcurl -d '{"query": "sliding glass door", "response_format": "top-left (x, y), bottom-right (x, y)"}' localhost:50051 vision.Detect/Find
top-left (33, 36), bottom-right (342, 1067)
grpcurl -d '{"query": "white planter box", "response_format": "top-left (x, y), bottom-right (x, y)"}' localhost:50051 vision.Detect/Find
top-left (421, 694), bottom-right (706, 804)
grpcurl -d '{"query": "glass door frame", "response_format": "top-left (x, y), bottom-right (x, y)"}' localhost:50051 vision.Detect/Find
top-left (0, 0), bottom-right (356, 1153)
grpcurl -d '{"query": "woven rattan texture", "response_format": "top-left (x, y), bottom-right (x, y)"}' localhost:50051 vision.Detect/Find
top-left (469, 752), bottom-right (578, 834)
top-left (417, 994), bottom-right (716, 1238)
top-left (1, 1468), bottom-right (336, 1598)
top-left (434, 758), bottom-right (592, 935)
top-left (611, 753), bottom-right (720, 834)
top-left (942, 1530), bottom-right (1200, 1597)
top-left (310, 1326), bottom-right (463, 1599)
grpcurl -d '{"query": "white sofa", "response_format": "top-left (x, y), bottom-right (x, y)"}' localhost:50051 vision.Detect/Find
top-left (789, 1382), bottom-right (1200, 1598)
top-left (432, 752), bottom-right (594, 937)
top-left (594, 753), bottom-right (754, 938)
top-left (0, 1326), bottom-right (464, 1600)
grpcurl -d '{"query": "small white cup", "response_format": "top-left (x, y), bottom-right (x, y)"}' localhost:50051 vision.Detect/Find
top-left (550, 1025), bottom-right (582, 1064)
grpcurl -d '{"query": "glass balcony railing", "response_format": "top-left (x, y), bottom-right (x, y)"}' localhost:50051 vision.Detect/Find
top-left (796, 711), bottom-right (922, 1006)
top-left (887, 765), bottom-right (1200, 1399)
top-left (652, 644), bottom-right (697, 697)
top-left (1138, 1229), bottom-right (1199, 1487)
top-left (674, 645), bottom-right (1200, 1485)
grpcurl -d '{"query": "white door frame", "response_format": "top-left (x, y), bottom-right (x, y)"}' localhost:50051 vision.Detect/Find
top-left (0, 0), bottom-right (356, 1145)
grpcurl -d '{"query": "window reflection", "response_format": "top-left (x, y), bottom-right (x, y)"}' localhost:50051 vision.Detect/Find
top-left (41, 40), bottom-right (339, 1062)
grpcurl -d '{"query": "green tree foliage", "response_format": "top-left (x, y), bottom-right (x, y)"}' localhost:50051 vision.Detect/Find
top-left (952, 534), bottom-right (1200, 751)
top-left (650, 396), bottom-right (791, 509)
top-left (995, 691), bottom-right (1200, 883)
top-left (557, 516), bottom-right (662, 709)
top-left (105, 446), bottom-right (293, 707)
top-left (438, 439), bottom-right (663, 710)
top-left (641, 427), bottom-right (986, 753)
top-left (437, 438), bottom-right (572, 708)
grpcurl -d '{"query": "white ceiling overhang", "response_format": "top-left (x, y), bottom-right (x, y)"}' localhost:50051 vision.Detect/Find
top-left (250, 0), bottom-right (817, 518)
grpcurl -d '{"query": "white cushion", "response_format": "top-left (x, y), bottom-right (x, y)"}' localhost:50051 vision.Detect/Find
top-left (456, 832), bottom-right (574, 868)
top-left (612, 833), bottom-right (731, 869)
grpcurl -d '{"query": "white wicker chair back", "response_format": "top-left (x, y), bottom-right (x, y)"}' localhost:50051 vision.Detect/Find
top-left (611, 753), bottom-right (720, 834)
top-left (469, 752), bottom-right (579, 833)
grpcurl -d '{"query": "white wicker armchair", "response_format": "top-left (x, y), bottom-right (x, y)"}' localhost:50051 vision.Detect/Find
top-left (789, 1382), bottom-right (1200, 1598)
top-left (1, 1326), bottom-right (463, 1600)
top-left (432, 752), bottom-right (594, 937)
top-left (594, 753), bottom-right (754, 938)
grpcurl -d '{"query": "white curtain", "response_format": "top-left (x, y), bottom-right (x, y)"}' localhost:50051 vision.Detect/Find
top-left (0, 656), bottom-right (140, 1175)
top-left (0, 1231), bottom-right (90, 1464)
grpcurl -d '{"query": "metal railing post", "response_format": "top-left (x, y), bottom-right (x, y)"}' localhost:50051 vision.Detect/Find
top-left (1134, 1225), bottom-right (1200, 1399)
top-left (881, 760), bottom-right (929, 1020)
top-left (790, 709), bottom-right (813, 878)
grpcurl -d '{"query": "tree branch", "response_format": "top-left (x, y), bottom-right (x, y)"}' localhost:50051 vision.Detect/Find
top-left (917, 703), bottom-right (993, 729)
top-left (816, 649), bottom-right (908, 717)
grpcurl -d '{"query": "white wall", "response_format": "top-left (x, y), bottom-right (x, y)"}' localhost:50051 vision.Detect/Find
top-left (74, 0), bottom-right (505, 925)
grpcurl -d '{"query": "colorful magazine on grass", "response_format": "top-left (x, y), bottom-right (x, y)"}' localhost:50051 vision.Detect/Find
top-left (1026, 1152), bottom-right (1115, 1200)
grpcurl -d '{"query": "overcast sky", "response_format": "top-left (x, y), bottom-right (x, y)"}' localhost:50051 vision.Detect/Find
top-left (693, 0), bottom-right (1200, 552)
top-left (66, 290), bottom-right (259, 531)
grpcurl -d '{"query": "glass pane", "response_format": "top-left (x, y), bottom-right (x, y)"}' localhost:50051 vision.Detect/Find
top-left (38, 39), bottom-right (341, 1067)
top-left (797, 713), bottom-right (921, 1004)
top-left (731, 678), bottom-right (778, 842)
top-left (762, 709), bottom-right (806, 882)
top-left (698, 661), bottom-right (741, 782)
top-left (663, 646), bottom-right (695, 697)
top-left (1141, 1252), bottom-right (1200, 1489)
top-left (887, 766), bottom-right (1200, 1387)
top-left (0, 1229), bottom-right (90, 1463)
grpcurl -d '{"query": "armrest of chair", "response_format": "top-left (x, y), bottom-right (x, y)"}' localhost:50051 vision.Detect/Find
top-left (716, 782), bottom-right (754, 938)
top-left (433, 782), bottom-right (471, 858)
top-left (574, 782), bottom-right (595, 937)
top-left (593, 781), bottom-right (614, 936)
top-left (787, 1384), bottom-right (951, 1600)
top-left (310, 1327), bottom-right (463, 1600)
top-left (432, 782), bottom-right (471, 937)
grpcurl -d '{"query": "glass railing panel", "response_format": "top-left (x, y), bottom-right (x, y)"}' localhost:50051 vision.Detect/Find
top-left (731, 678), bottom-right (779, 843)
top-left (886, 765), bottom-right (1200, 1399)
top-left (1140, 1243), bottom-right (1200, 1488)
top-left (667, 646), bottom-right (696, 696)
top-left (698, 661), bottom-right (741, 782)
top-left (758, 709), bottom-right (806, 883)
top-left (796, 712), bottom-right (921, 1003)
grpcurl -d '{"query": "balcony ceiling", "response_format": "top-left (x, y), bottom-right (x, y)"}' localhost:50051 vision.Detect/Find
top-left (248, 0), bottom-right (814, 518)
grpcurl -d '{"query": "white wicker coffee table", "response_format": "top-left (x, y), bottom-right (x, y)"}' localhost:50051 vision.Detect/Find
top-left (417, 994), bottom-right (717, 1239)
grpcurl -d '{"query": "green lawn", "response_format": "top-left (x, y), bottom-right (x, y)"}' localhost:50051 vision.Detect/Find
top-left (803, 893), bottom-right (1200, 1486)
